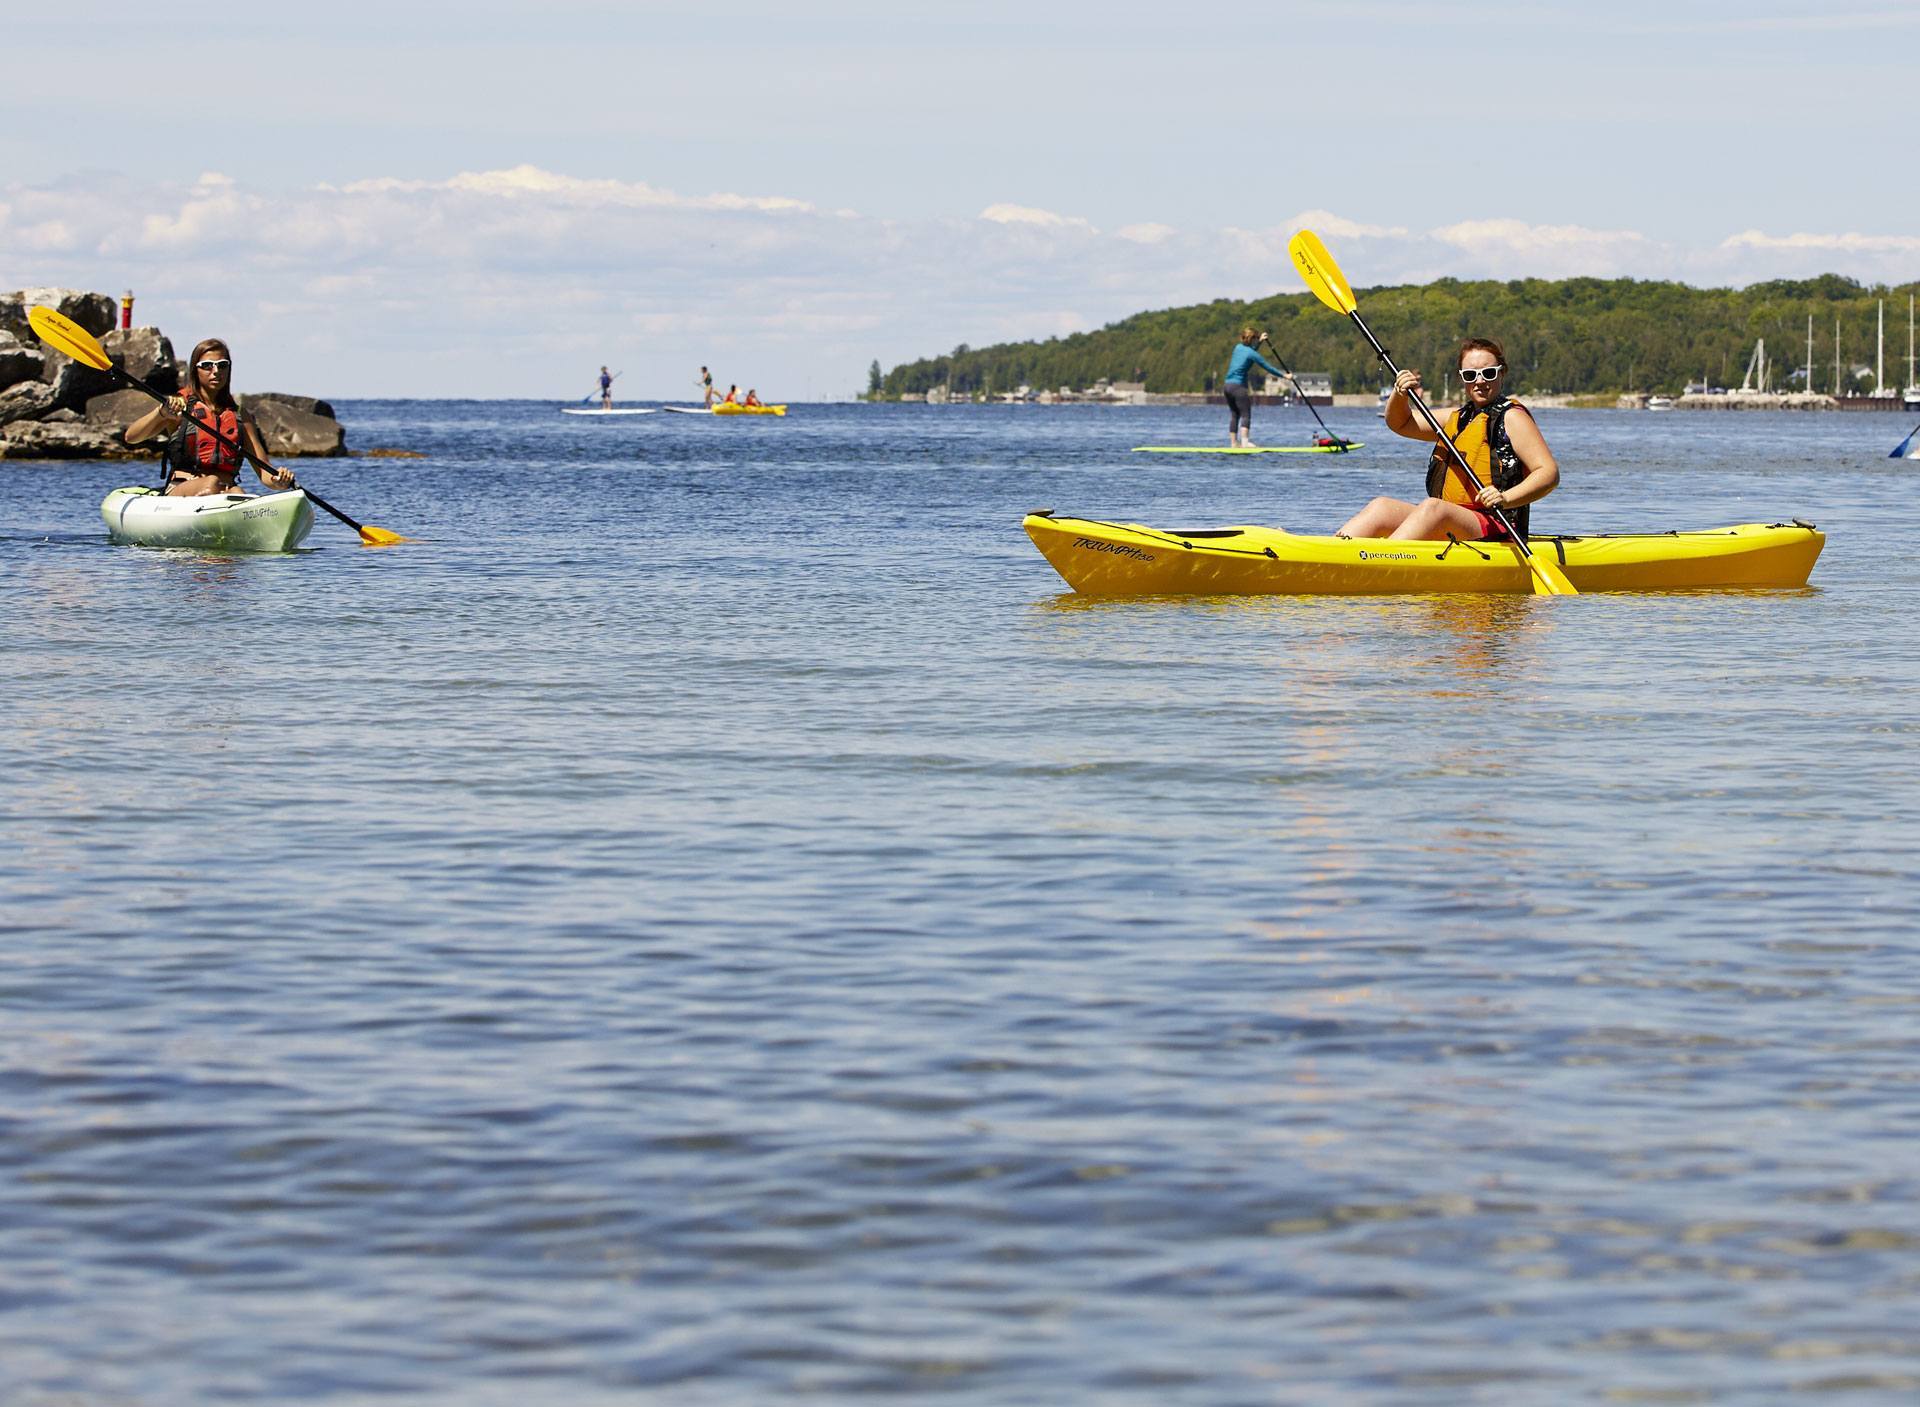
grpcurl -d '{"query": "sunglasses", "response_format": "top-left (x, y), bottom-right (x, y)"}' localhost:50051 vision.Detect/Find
top-left (196, 359), bottom-right (232, 371)
top-left (1458, 365), bottom-right (1504, 383)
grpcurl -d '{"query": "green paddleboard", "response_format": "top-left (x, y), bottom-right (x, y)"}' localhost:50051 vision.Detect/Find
top-left (1131, 443), bottom-right (1364, 454)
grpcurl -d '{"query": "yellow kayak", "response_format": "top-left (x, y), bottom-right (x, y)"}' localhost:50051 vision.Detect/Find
top-left (711, 403), bottom-right (787, 416)
top-left (1024, 511), bottom-right (1824, 596)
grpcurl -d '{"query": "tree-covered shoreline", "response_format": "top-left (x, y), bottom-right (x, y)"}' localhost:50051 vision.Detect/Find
top-left (877, 274), bottom-right (1920, 400)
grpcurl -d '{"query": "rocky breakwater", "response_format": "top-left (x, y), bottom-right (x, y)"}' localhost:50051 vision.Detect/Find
top-left (0, 287), bottom-right (347, 461)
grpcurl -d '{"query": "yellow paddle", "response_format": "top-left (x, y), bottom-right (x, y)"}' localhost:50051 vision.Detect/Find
top-left (1286, 230), bottom-right (1576, 596)
top-left (26, 306), bottom-right (409, 546)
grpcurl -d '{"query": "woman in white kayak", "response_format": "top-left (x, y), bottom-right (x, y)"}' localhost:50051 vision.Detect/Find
top-left (125, 338), bottom-right (295, 497)
top-left (1336, 336), bottom-right (1558, 541)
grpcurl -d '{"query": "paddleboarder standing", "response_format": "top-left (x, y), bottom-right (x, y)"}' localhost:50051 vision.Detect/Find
top-left (698, 366), bottom-right (716, 407)
top-left (598, 366), bottom-right (614, 409)
top-left (1223, 326), bottom-right (1288, 448)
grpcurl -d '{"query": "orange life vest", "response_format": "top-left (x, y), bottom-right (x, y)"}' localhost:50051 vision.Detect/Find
top-left (171, 397), bottom-right (245, 476)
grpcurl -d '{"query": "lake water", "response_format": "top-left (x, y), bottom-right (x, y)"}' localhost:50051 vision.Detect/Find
top-left (3, 401), bottom-right (1916, 1404)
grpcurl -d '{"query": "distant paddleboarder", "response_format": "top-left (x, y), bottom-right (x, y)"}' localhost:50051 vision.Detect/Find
top-left (598, 365), bottom-right (614, 409)
top-left (1223, 326), bottom-right (1288, 448)
top-left (699, 366), bottom-right (716, 407)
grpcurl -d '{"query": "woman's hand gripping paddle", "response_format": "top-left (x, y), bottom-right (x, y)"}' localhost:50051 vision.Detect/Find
top-left (27, 306), bottom-right (410, 546)
top-left (1285, 230), bottom-right (1576, 596)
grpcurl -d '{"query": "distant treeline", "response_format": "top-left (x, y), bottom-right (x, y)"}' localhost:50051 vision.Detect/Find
top-left (877, 274), bottom-right (1920, 398)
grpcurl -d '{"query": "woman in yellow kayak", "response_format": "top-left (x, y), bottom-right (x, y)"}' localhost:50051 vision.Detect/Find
top-left (744, 389), bottom-right (762, 407)
top-left (125, 338), bottom-right (296, 497)
top-left (1336, 337), bottom-right (1558, 541)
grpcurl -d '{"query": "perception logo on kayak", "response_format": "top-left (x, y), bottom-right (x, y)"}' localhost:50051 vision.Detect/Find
top-left (1073, 537), bottom-right (1155, 562)
top-left (1357, 550), bottom-right (1416, 562)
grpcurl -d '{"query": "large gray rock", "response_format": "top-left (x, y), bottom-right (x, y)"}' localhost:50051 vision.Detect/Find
top-left (0, 287), bottom-right (117, 342)
top-left (42, 353), bottom-right (115, 411)
top-left (245, 397), bottom-right (346, 457)
top-left (0, 380), bottom-right (57, 427)
top-left (0, 331), bottom-right (44, 389)
top-left (102, 326), bottom-right (178, 393)
top-left (244, 391), bottom-right (338, 420)
top-left (0, 419), bottom-right (142, 460)
top-left (86, 388), bottom-right (166, 432)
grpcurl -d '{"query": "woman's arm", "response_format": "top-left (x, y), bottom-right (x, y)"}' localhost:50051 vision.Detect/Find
top-left (124, 396), bottom-right (185, 444)
top-left (1477, 407), bottom-right (1559, 508)
top-left (1384, 368), bottom-right (1438, 442)
top-left (240, 412), bottom-right (297, 489)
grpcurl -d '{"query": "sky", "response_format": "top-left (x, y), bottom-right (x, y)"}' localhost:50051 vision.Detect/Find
top-left (4, 1), bottom-right (1917, 399)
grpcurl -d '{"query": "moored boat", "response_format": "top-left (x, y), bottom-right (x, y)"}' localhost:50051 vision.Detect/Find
top-left (102, 486), bottom-right (314, 552)
top-left (1024, 510), bottom-right (1823, 596)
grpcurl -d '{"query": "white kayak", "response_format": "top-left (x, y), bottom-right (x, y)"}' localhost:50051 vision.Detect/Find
top-left (560, 407), bottom-right (657, 416)
top-left (101, 486), bottom-right (315, 552)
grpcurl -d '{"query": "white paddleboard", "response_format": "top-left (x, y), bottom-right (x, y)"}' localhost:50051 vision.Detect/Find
top-left (661, 405), bottom-right (716, 415)
top-left (561, 407), bottom-right (657, 416)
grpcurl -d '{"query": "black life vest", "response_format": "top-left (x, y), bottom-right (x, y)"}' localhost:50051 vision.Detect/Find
top-left (1425, 396), bottom-right (1532, 539)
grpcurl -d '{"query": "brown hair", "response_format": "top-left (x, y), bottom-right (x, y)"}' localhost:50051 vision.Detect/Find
top-left (182, 338), bottom-right (237, 410)
top-left (1240, 325), bottom-right (1263, 345)
top-left (1457, 336), bottom-right (1506, 369)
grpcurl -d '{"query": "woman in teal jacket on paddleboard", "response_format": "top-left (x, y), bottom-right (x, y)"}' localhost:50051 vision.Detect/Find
top-left (1222, 326), bottom-right (1289, 448)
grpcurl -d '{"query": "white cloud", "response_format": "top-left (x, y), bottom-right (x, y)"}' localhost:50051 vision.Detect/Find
top-left (1284, 210), bottom-right (1412, 241)
top-left (978, 203), bottom-right (1093, 231)
top-left (1722, 228), bottom-right (1920, 254)
top-left (4, 166), bottom-right (1915, 398)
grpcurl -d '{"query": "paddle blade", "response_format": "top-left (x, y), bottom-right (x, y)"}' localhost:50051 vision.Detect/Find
top-left (1289, 230), bottom-right (1356, 315)
top-left (27, 305), bottom-right (114, 370)
top-left (1524, 550), bottom-right (1579, 596)
top-left (357, 524), bottom-right (410, 546)
top-left (1892, 423), bottom-right (1919, 458)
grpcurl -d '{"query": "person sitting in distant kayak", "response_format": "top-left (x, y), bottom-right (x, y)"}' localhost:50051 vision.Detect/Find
top-left (723, 384), bottom-right (741, 406)
top-left (1336, 337), bottom-right (1558, 541)
top-left (743, 388), bottom-right (762, 407)
top-left (599, 365), bottom-right (614, 409)
top-left (699, 366), bottom-right (716, 407)
top-left (125, 338), bottom-right (296, 497)
top-left (1222, 326), bottom-right (1289, 448)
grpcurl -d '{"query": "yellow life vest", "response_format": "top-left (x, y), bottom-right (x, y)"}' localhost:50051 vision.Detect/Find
top-left (1425, 397), bottom-right (1531, 537)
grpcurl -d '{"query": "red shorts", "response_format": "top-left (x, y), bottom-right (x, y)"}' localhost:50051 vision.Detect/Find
top-left (1461, 506), bottom-right (1511, 541)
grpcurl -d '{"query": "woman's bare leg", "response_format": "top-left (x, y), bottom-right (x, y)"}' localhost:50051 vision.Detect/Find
top-left (1388, 498), bottom-right (1491, 540)
top-left (1337, 496), bottom-right (1417, 538)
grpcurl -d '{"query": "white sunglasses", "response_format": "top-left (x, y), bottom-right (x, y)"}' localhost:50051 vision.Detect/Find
top-left (1458, 365), bottom-right (1504, 384)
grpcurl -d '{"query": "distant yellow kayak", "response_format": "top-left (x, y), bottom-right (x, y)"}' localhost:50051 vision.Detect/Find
top-left (1025, 511), bottom-right (1824, 596)
top-left (712, 403), bottom-right (787, 416)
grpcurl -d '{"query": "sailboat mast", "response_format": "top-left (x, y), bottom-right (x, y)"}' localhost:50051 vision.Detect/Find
top-left (1835, 316), bottom-right (1841, 398)
top-left (1807, 313), bottom-right (1814, 396)
top-left (1878, 299), bottom-right (1884, 395)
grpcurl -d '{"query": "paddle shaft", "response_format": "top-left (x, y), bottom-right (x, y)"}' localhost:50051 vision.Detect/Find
top-left (1257, 337), bottom-right (1348, 447)
top-left (111, 368), bottom-right (371, 535)
top-left (1341, 309), bottom-right (1536, 550)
